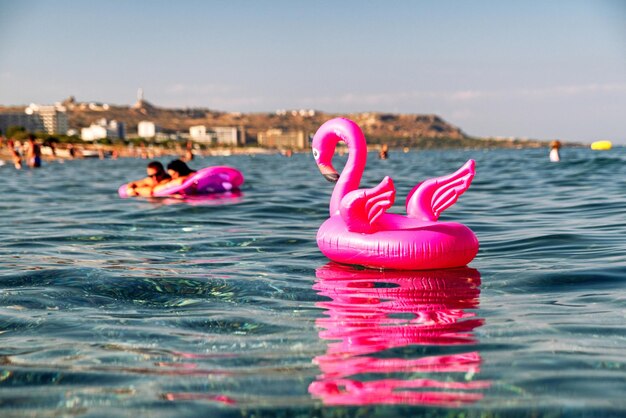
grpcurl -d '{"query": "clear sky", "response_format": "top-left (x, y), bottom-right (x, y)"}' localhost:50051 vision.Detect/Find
top-left (0, 0), bottom-right (624, 143)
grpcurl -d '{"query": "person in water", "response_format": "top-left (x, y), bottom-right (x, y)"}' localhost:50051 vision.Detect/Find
top-left (26, 135), bottom-right (42, 168)
top-left (549, 140), bottom-right (561, 162)
top-left (164, 159), bottom-right (196, 186)
top-left (126, 161), bottom-right (171, 197)
top-left (181, 140), bottom-right (194, 162)
top-left (8, 139), bottom-right (22, 169)
top-left (379, 144), bottom-right (389, 160)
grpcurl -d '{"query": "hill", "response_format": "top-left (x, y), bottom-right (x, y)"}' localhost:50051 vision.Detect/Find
top-left (1, 99), bottom-right (550, 148)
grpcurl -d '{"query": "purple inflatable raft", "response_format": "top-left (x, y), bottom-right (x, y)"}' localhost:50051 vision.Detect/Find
top-left (118, 166), bottom-right (244, 198)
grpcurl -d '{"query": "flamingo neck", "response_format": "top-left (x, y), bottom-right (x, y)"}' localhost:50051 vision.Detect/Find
top-left (329, 131), bottom-right (367, 216)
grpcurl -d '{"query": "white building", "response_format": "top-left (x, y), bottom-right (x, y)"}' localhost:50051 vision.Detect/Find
top-left (276, 109), bottom-right (316, 117)
top-left (214, 127), bottom-right (238, 146)
top-left (81, 125), bottom-right (107, 141)
top-left (81, 119), bottom-right (125, 141)
top-left (189, 125), bottom-right (212, 143)
top-left (24, 103), bottom-right (69, 134)
top-left (108, 120), bottom-right (125, 139)
top-left (257, 129), bottom-right (307, 149)
top-left (138, 121), bottom-right (157, 138)
top-left (189, 125), bottom-right (241, 146)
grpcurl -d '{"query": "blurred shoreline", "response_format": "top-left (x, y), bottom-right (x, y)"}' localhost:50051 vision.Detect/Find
top-left (0, 143), bottom-right (290, 164)
top-left (0, 142), bottom-right (420, 163)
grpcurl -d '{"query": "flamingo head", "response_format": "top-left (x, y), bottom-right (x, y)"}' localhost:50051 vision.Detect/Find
top-left (311, 134), bottom-right (339, 183)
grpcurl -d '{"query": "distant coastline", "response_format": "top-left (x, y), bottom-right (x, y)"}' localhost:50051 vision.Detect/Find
top-left (0, 97), bottom-right (564, 151)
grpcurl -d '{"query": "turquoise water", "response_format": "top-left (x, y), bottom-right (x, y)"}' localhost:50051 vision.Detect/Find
top-left (1, 148), bottom-right (625, 417)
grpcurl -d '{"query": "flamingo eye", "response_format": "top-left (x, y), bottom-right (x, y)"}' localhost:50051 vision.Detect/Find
top-left (312, 148), bottom-right (320, 160)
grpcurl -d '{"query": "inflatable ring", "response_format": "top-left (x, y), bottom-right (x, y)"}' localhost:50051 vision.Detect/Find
top-left (119, 165), bottom-right (244, 198)
top-left (311, 118), bottom-right (478, 270)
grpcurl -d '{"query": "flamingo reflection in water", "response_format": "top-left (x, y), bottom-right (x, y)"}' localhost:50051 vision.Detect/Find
top-left (309, 263), bottom-right (491, 406)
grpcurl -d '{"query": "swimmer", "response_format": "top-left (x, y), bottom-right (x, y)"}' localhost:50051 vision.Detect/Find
top-left (8, 139), bottom-right (22, 169)
top-left (549, 140), bottom-right (561, 162)
top-left (126, 161), bottom-right (171, 197)
top-left (379, 144), bottom-right (389, 160)
top-left (26, 135), bottom-right (42, 168)
top-left (147, 159), bottom-right (197, 195)
top-left (182, 140), bottom-right (194, 162)
top-left (165, 159), bottom-right (196, 185)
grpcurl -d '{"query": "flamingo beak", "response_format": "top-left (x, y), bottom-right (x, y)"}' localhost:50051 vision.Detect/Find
top-left (318, 164), bottom-right (339, 182)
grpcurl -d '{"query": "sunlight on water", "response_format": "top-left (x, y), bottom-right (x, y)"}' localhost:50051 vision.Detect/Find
top-left (1, 148), bottom-right (625, 416)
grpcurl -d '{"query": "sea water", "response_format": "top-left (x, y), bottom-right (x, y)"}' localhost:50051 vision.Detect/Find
top-left (1, 148), bottom-right (625, 417)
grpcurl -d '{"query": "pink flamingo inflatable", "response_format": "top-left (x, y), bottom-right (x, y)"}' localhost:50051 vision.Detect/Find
top-left (311, 118), bottom-right (479, 270)
top-left (309, 263), bottom-right (490, 406)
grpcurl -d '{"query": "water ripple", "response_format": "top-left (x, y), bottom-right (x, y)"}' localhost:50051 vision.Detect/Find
top-left (1, 149), bottom-right (625, 416)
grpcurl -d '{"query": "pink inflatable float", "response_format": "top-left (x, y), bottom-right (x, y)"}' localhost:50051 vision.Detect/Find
top-left (311, 118), bottom-right (478, 270)
top-left (118, 166), bottom-right (244, 198)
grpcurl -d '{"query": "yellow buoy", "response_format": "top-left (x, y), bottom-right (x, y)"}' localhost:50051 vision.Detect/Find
top-left (591, 140), bottom-right (612, 151)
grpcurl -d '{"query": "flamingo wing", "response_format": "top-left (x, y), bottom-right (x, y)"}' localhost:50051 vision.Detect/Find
top-left (340, 176), bottom-right (396, 233)
top-left (405, 160), bottom-right (475, 221)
